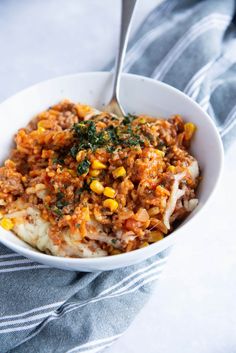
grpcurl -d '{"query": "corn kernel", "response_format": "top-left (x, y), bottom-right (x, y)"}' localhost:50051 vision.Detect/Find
top-left (67, 169), bottom-right (76, 177)
top-left (140, 242), bottom-right (149, 248)
top-left (37, 120), bottom-right (46, 128)
top-left (81, 207), bottom-right (90, 221)
top-left (64, 215), bottom-right (71, 221)
top-left (112, 166), bottom-right (126, 179)
top-left (103, 187), bottom-right (116, 198)
top-left (89, 169), bottom-right (101, 177)
top-left (103, 199), bottom-right (118, 212)
top-left (184, 122), bottom-right (196, 140)
top-left (139, 117), bottom-right (146, 124)
top-left (154, 149), bottom-right (165, 157)
top-left (90, 180), bottom-right (104, 194)
top-left (37, 120), bottom-right (47, 132)
top-left (38, 127), bottom-right (45, 133)
top-left (167, 165), bottom-right (176, 173)
top-left (148, 231), bottom-right (164, 243)
top-left (0, 218), bottom-right (14, 230)
top-left (76, 104), bottom-right (92, 117)
top-left (91, 160), bottom-right (107, 170)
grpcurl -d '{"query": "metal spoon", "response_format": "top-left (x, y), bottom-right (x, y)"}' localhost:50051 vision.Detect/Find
top-left (104, 0), bottom-right (138, 117)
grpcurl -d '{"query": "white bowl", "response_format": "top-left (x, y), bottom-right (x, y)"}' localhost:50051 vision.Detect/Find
top-left (0, 72), bottom-right (223, 271)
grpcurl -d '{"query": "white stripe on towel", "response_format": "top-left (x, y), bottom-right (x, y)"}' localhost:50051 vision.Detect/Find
top-left (152, 14), bottom-right (231, 80)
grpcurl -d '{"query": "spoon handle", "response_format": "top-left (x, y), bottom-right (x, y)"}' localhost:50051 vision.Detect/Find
top-left (111, 0), bottom-right (138, 105)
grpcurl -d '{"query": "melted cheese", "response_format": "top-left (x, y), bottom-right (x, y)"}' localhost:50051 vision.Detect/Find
top-left (11, 206), bottom-right (107, 258)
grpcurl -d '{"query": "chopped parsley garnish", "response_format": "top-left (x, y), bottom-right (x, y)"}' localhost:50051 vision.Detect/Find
top-left (56, 192), bottom-right (68, 209)
top-left (76, 188), bottom-right (83, 196)
top-left (51, 207), bottom-right (62, 217)
top-left (71, 114), bottom-right (144, 154)
top-left (77, 158), bottom-right (91, 176)
top-left (70, 145), bottom-right (78, 158)
top-left (72, 121), bottom-right (106, 152)
top-left (122, 114), bottom-right (137, 125)
top-left (57, 191), bottom-right (64, 199)
top-left (76, 182), bottom-right (91, 195)
top-left (106, 145), bottom-right (116, 153)
top-left (52, 157), bottom-right (65, 165)
top-left (75, 181), bottom-right (92, 202)
top-left (123, 136), bottom-right (143, 146)
top-left (157, 141), bottom-right (166, 150)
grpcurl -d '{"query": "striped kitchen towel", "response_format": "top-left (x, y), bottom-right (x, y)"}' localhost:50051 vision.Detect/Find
top-left (1, 0), bottom-right (236, 352)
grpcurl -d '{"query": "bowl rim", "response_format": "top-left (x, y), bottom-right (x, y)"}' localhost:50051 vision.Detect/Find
top-left (0, 71), bottom-right (224, 265)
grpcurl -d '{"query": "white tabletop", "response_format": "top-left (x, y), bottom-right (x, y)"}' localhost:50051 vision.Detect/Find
top-left (1, 1), bottom-right (236, 352)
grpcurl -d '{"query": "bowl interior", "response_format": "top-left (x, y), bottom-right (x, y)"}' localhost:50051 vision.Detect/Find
top-left (0, 72), bottom-right (223, 271)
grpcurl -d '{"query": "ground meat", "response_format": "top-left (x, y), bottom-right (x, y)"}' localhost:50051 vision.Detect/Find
top-left (0, 164), bottom-right (23, 196)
